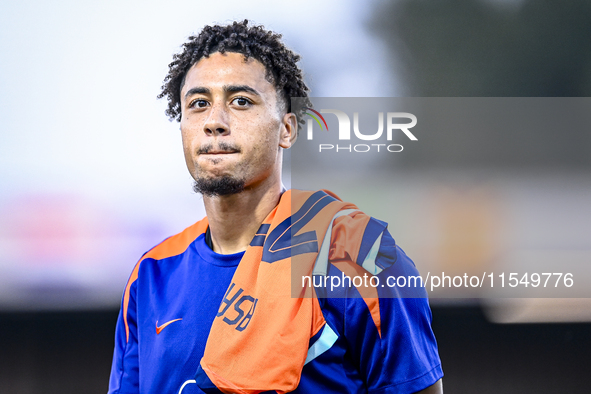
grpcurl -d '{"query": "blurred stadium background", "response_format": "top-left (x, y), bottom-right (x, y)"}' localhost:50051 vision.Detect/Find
top-left (1, 0), bottom-right (590, 392)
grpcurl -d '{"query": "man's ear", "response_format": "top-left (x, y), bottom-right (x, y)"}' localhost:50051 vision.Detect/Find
top-left (279, 112), bottom-right (298, 149)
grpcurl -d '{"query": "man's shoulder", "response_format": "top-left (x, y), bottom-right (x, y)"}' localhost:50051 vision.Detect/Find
top-left (139, 217), bottom-right (209, 264)
top-left (122, 217), bottom-right (209, 294)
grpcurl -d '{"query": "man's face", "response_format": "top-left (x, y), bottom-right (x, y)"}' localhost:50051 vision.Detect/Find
top-left (179, 52), bottom-right (296, 196)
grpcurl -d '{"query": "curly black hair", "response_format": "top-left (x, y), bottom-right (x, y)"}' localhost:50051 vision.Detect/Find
top-left (158, 19), bottom-right (311, 129)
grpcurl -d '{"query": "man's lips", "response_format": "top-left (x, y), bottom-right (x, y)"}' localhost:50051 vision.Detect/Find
top-left (201, 150), bottom-right (238, 155)
top-left (198, 149), bottom-right (240, 163)
top-left (198, 143), bottom-right (241, 155)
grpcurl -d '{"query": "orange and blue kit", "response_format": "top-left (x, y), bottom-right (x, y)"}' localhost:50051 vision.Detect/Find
top-left (108, 190), bottom-right (443, 393)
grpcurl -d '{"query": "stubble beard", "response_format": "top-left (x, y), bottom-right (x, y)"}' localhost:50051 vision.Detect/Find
top-left (192, 175), bottom-right (245, 197)
top-left (192, 140), bottom-right (246, 197)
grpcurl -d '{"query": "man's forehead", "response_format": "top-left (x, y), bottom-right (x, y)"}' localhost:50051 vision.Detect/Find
top-left (182, 52), bottom-right (273, 93)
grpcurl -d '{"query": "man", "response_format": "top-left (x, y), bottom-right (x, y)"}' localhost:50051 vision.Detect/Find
top-left (109, 20), bottom-right (443, 394)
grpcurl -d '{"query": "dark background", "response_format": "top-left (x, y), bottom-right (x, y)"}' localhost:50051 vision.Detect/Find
top-left (372, 0), bottom-right (591, 170)
top-left (1, 307), bottom-right (589, 393)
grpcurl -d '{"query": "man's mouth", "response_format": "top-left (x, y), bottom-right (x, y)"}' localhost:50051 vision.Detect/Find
top-left (202, 150), bottom-right (239, 155)
top-left (198, 143), bottom-right (241, 155)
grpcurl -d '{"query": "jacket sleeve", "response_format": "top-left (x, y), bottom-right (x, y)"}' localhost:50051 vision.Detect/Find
top-left (108, 279), bottom-right (140, 394)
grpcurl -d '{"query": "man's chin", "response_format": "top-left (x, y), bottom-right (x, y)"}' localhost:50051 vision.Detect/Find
top-left (193, 176), bottom-right (245, 197)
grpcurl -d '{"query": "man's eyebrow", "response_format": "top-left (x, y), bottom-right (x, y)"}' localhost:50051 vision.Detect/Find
top-left (184, 85), bottom-right (261, 100)
top-left (184, 87), bottom-right (210, 99)
top-left (224, 85), bottom-right (261, 96)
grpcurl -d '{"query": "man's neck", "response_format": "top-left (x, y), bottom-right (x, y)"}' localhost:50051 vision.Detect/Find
top-left (203, 178), bottom-right (284, 254)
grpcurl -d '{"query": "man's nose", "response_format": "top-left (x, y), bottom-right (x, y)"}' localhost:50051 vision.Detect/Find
top-left (203, 104), bottom-right (230, 136)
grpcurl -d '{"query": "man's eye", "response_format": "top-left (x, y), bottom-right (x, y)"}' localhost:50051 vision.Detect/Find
top-left (232, 97), bottom-right (251, 107)
top-left (190, 99), bottom-right (208, 108)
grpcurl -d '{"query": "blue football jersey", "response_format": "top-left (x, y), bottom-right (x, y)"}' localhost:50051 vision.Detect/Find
top-left (108, 219), bottom-right (442, 393)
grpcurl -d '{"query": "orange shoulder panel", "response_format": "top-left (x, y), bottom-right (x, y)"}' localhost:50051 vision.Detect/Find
top-left (122, 217), bottom-right (209, 342)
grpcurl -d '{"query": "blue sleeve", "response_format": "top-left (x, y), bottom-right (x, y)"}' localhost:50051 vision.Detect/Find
top-left (340, 243), bottom-right (443, 393)
top-left (108, 281), bottom-right (140, 394)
